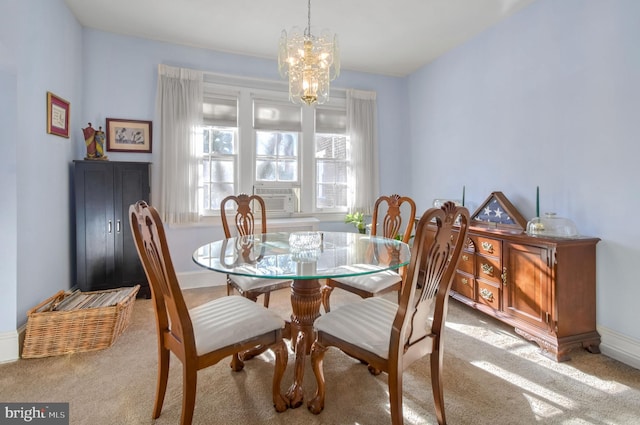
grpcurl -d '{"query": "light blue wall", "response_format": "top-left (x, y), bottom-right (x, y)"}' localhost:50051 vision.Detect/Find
top-left (0, 0), bottom-right (82, 335)
top-left (407, 0), bottom-right (640, 342)
top-left (0, 40), bottom-right (18, 333)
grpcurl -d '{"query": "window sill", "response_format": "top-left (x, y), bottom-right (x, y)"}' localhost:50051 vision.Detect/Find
top-left (168, 212), bottom-right (345, 229)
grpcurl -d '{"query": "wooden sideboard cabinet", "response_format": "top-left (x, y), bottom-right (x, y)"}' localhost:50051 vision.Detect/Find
top-left (449, 192), bottom-right (600, 361)
top-left (74, 160), bottom-right (151, 298)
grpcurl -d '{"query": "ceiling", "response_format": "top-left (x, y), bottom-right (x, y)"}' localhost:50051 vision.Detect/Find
top-left (64, 0), bottom-right (535, 77)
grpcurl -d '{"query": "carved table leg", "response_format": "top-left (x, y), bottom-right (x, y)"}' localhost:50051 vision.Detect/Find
top-left (285, 278), bottom-right (322, 408)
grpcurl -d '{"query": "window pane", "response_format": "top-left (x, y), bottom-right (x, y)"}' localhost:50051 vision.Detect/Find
top-left (334, 137), bottom-right (347, 160)
top-left (316, 160), bottom-right (335, 183)
top-left (211, 129), bottom-right (235, 154)
top-left (316, 183), bottom-right (347, 208)
top-left (315, 135), bottom-right (333, 158)
top-left (209, 183), bottom-right (235, 210)
top-left (278, 133), bottom-right (298, 156)
top-left (210, 160), bottom-right (234, 182)
top-left (256, 160), bottom-right (277, 181)
top-left (256, 132), bottom-right (277, 156)
top-left (278, 160), bottom-right (297, 181)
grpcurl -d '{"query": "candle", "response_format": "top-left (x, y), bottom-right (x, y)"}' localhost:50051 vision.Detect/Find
top-left (462, 185), bottom-right (465, 207)
top-left (536, 186), bottom-right (540, 218)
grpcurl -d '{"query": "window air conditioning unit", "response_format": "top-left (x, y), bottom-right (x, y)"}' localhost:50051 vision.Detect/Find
top-left (253, 185), bottom-right (297, 216)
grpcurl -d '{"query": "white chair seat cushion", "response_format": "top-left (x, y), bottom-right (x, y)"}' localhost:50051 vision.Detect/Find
top-left (314, 297), bottom-right (397, 359)
top-left (190, 295), bottom-right (284, 356)
top-left (331, 264), bottom-right (401, 293)
top-left (229, 266), bottom-right (292, 292)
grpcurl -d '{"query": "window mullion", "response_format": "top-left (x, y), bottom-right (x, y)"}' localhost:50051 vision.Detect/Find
top-left (237, 90), bottom-right (254, 194)
top-left (300, 106), bottom-right (315, 212)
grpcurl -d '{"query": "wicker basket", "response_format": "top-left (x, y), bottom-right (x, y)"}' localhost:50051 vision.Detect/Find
top-left (22, 285), bottom-right (140, 359)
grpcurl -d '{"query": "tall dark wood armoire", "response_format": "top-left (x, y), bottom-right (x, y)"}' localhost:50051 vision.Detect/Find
top-left (74, 160), bottom-right (151, 298)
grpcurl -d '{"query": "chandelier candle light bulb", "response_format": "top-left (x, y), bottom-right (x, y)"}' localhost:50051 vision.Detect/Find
top-left (279, 0), bottom-right (340, 105)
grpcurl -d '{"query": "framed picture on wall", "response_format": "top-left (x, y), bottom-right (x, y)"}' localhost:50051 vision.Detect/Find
top-left (46, 92), bottom-right (70, 138)
top-left (106, 118), bottom-right (152, 153)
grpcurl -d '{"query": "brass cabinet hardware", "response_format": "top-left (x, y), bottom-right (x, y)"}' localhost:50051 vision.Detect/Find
top-left (461, 278), bottom-right (469, 285)
top-left (481, 241), bottom-right (494, 253)
top-left (462, 254), bottom-right (469, 261)
top-left (481, 263), bottom-right (494, 275)
top-left (501, 267), bottom-right (507, 286)
top-left (480, 288), bottom-right (494, 302)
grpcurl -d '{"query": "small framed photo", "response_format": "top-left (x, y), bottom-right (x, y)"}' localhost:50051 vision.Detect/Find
top-left (47, 92), bottom-right (70, 138)
top-left (106, 118), bottom-right (152, 153)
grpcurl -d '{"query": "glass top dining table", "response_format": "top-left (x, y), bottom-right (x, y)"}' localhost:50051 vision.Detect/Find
top-left (192, 230), bottom-right (411, 409)
top-left (192, 231), bottom-right (410, 280)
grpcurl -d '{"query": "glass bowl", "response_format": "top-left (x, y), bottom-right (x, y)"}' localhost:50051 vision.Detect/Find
top-left (526, 213), bottom-right (578, 238)
top-left (289, 231), bottom-right (322, 251)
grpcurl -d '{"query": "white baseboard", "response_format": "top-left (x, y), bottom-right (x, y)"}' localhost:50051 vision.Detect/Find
top-left (598, 325), bottom-right (640, 370)
top-left (177, 270), bottom-right (226, 289)
top-left (0, 329), bottom-right (20, 364)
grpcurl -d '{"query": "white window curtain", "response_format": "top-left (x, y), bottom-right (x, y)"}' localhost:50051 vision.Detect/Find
top-left (347, 89), bottom-right (379, 215)
top-left (156, 64), bottom-right (203, 224)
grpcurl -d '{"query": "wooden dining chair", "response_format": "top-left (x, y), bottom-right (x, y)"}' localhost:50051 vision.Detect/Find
top-left (220, 194), bottom-right (292, 308)
top-left (322, 194), bottom-right (416, 312)
top-left (129, 201), bottom-right (289, 425)
top-left (307, 201), bottom-right (470, 425)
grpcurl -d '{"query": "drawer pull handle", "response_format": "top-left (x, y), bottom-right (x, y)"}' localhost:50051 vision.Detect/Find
top-left (481, 241), bottom-right (494, 253)
top-left (480, 288), bottom-right (494, 302)
top-left (481, 263), bottom-right (494, 275)
top-left (461, 278), bottom-right (469, 285)
top-left (501, 267), bottom-right (507, 286)
top-left (462, 254), bottom-right (469, 262)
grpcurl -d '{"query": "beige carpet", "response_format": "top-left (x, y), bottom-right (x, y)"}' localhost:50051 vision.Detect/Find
top-left (2, 285), bottom-right (639, 425)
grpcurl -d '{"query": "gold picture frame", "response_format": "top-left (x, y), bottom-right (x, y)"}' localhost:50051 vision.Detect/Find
top-left (47, 92), bottom-right (70, 138)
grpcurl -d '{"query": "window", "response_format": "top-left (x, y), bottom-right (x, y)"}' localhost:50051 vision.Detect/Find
top-left (315, 133), bottom-right (348, 209)
top-left (198, 94), bottom-right (238, 214)
top-left (199, 126), bottom-right (237, 213)
top-left (315, 106), bottom-right (349, 210)
top-left (253, 99), bottom-right (302, 184)
top-left (198, 74), bottom-right (350, 216)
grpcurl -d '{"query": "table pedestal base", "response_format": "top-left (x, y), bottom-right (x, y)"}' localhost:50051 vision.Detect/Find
top-left (285, 278), bottom-right (322, 408)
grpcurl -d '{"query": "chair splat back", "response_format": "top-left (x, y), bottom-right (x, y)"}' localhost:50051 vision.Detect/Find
top-left (394, 201), bottom-right (469, 362)
top-left (371, 194), bottom-right (416, 244)
top-left (321, 194), bottom-right (417, 313)
top-left (219, 193), bottom-right (291, 310)
top-left (130, 201), bottom-right (195, 351)
top-left (221, 194), bottom-right (267, 238)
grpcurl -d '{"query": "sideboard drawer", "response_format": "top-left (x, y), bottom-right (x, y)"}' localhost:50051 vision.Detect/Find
top-left (452, 271), bottom-right (474, 300)
top-left (476, 255), bottom-right (501, 284)
top-left (477, 280), bottom-right (501, 310)
top-left (471, 235), bottom-right (501, 258)
top-left (458, 251), bottom-right (475, 274)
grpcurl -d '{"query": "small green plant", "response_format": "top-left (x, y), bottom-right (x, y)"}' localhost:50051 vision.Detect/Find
top-left (345, 212), bottom-right (366, 234)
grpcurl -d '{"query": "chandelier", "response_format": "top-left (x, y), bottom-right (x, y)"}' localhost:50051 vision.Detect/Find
top-left (278, 0), bottom-right (340, 106)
